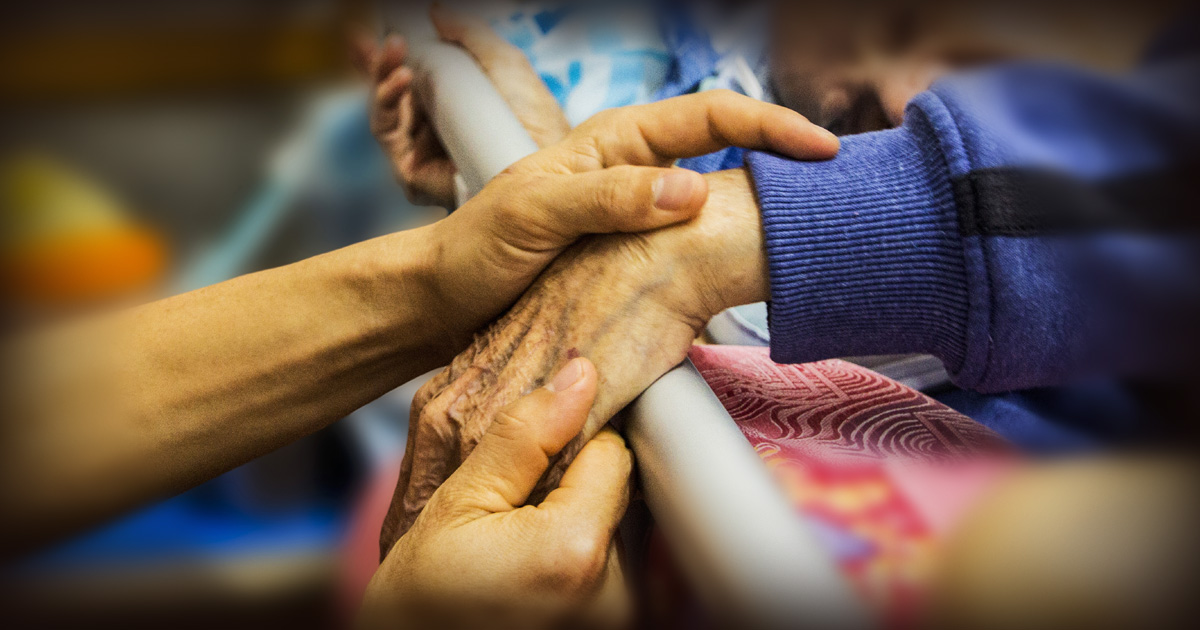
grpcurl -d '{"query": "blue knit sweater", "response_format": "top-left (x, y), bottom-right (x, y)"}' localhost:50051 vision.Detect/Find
top-left (745, 58), bottom-right (1200, 395)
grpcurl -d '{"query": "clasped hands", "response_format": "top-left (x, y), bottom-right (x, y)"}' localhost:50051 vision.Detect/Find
top-left (356, 11), bottom-right (839, 628)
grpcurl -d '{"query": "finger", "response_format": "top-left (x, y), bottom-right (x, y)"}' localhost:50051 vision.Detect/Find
top-left (432, 358), bottom-right (598, 514)
top-left (406, 131), bottom-right (457, 205)
top-left (402, 157), bottom-right (457, 207)
top-left (381, 361), bottom-right (480, 560)
top-left (396, 90), bottom-right (420, 141)
top-left (513, 166), bottom-right (708, 242)
top-left (431, 3), bottom-right (525, 74)
top-left (539, 427), bottom-right (634, 543)
top-left (371, 67), bottom-right (413, 137)
top-left (369, 34), bottom-right (408, 83)
top-left (410, 124), bottom-right (445, 162)
top-left (375, 66), bottom-right (414, 111)
top-left (534, 90), bottom-right (840, 171)
top-left (379, 414), bottom-right (421, 561)
top-left (387, 380), bottom-right (473, 554)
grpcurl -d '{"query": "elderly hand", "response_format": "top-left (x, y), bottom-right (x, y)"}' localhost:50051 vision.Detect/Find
top-left (381, 163), bottom-right (781, 548)
top-left (405, 90), bottom-right (838, 358)
top-left (353, 5), bottom-right (570, 207)
top-left (362, 358), bottom-right (633, 630)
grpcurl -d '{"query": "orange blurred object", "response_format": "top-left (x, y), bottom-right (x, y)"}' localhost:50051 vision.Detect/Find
top-left (1, 227), bottom-right (165, 304)
top-left (2, 155), bottom-right (167, 306)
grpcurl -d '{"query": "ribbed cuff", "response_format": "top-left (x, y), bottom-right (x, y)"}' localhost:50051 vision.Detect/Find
top-left (745, 120), bottom-right (970, 371)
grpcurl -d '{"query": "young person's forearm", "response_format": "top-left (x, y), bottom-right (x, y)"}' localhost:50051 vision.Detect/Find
top-left (1, 227), bottom-right (447, 554)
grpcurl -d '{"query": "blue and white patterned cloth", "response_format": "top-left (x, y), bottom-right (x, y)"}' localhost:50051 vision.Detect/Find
top-left (486, 0), bottom-right (775, 344)
top-left (486, 1), bottom-right (674, 126)
top-left (486, 1), bottom-right (772, 132)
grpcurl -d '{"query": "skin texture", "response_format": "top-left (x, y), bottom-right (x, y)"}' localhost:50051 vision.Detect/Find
top-left (362, 6), bottom-right (1199, 625)
top-left (0, 88), bottom-right (834, 560)
top-left (364, 4), bottom-right (841, 566)
top-left (381, 168), bottom-right (770, 556)
top-left (363, 358), bottom-right (636, 629)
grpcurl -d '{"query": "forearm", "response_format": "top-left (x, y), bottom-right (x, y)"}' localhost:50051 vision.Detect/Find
top-left (1, 227), bottom-right (447, 554)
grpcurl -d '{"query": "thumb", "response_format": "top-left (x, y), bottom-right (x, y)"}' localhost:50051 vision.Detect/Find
top-left (538, 427), bottom-right (634, 544)
top-left (432, 357), bottom-right (598, 515)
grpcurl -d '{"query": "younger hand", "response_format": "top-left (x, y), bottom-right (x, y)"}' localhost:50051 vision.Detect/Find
top-left (383, 166), bottom-right (773, 544)
top-left (362, 358), bottom-right (632, 630)
top-left (422, 90), bottom-right (840, 355)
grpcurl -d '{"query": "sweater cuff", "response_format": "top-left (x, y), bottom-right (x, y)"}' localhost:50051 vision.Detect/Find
top-left (745, 121), bottom-right (970, 371)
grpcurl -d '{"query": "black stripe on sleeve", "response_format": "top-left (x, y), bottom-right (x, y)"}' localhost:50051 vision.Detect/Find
top-left (954, 163), bottom-right (1200, 237)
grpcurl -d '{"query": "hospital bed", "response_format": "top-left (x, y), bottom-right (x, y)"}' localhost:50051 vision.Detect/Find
top-left (389, 7), bottom-right (869, 628)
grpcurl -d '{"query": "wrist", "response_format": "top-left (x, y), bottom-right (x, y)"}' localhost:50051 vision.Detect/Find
top-left (676, 168), bottom-right (771, 323)
top-left (744, 121), bottom-right (971, 368)
top-left (343, 227), bottom-right (459, 366)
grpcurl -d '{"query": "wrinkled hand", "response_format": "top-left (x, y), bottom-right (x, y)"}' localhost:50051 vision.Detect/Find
top-left (352, 5), bottom-right (570, 207)
top-left (380, 91), bottom-right (836, 549)
top-left (382, 166), bottom-right (776, 554)
top-left (416, 90), bottom-right (838, 357)
top-left (362, 358), bottom-right (633, 630)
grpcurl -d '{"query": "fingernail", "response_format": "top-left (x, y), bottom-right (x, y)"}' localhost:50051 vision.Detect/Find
top-left (546, 358), bottom-right (584, 393)
top-left (653, 171), bottom-right (698, 211)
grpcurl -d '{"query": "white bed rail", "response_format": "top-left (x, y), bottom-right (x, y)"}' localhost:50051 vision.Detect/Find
top-left (389, 4), bottom-right (868, 627)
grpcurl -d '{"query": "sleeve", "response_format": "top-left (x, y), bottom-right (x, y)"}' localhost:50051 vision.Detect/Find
top-left (746, 58), bottom-right (1200, 393)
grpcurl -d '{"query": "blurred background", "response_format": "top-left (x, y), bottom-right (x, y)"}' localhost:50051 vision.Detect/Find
top-left (1, 1), bottom-right (430, 627)
top-left (1, 0), bottom-right (1195, 627)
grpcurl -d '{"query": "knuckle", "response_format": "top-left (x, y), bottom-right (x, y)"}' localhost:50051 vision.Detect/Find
top-left (558, 134), bottom-right (603, 171)
top-left (603, 166), bottom-right (644, 208)
top-left (491, 408), bottom-right (533, 441)
top-left (494, 173), bottom-right (541, 215)
top-left (703, 88), bottom-right (741, 114)
top-left (592, 174), bottom-right (625, 212)
top-left (591, 108), bottom-right (618, 125)
top-left (392, 164), bottom-right (410, 185)
top-left (541, 532), bottom-right (608, 593)
top-left (591, 436), bottom-right (635, 483)
top-left (581, 108), bottom-right (619, 133)
top-left (604, 438), bottom-right (635, 475)
top-left (706, 88), bottom-right (739, 103)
